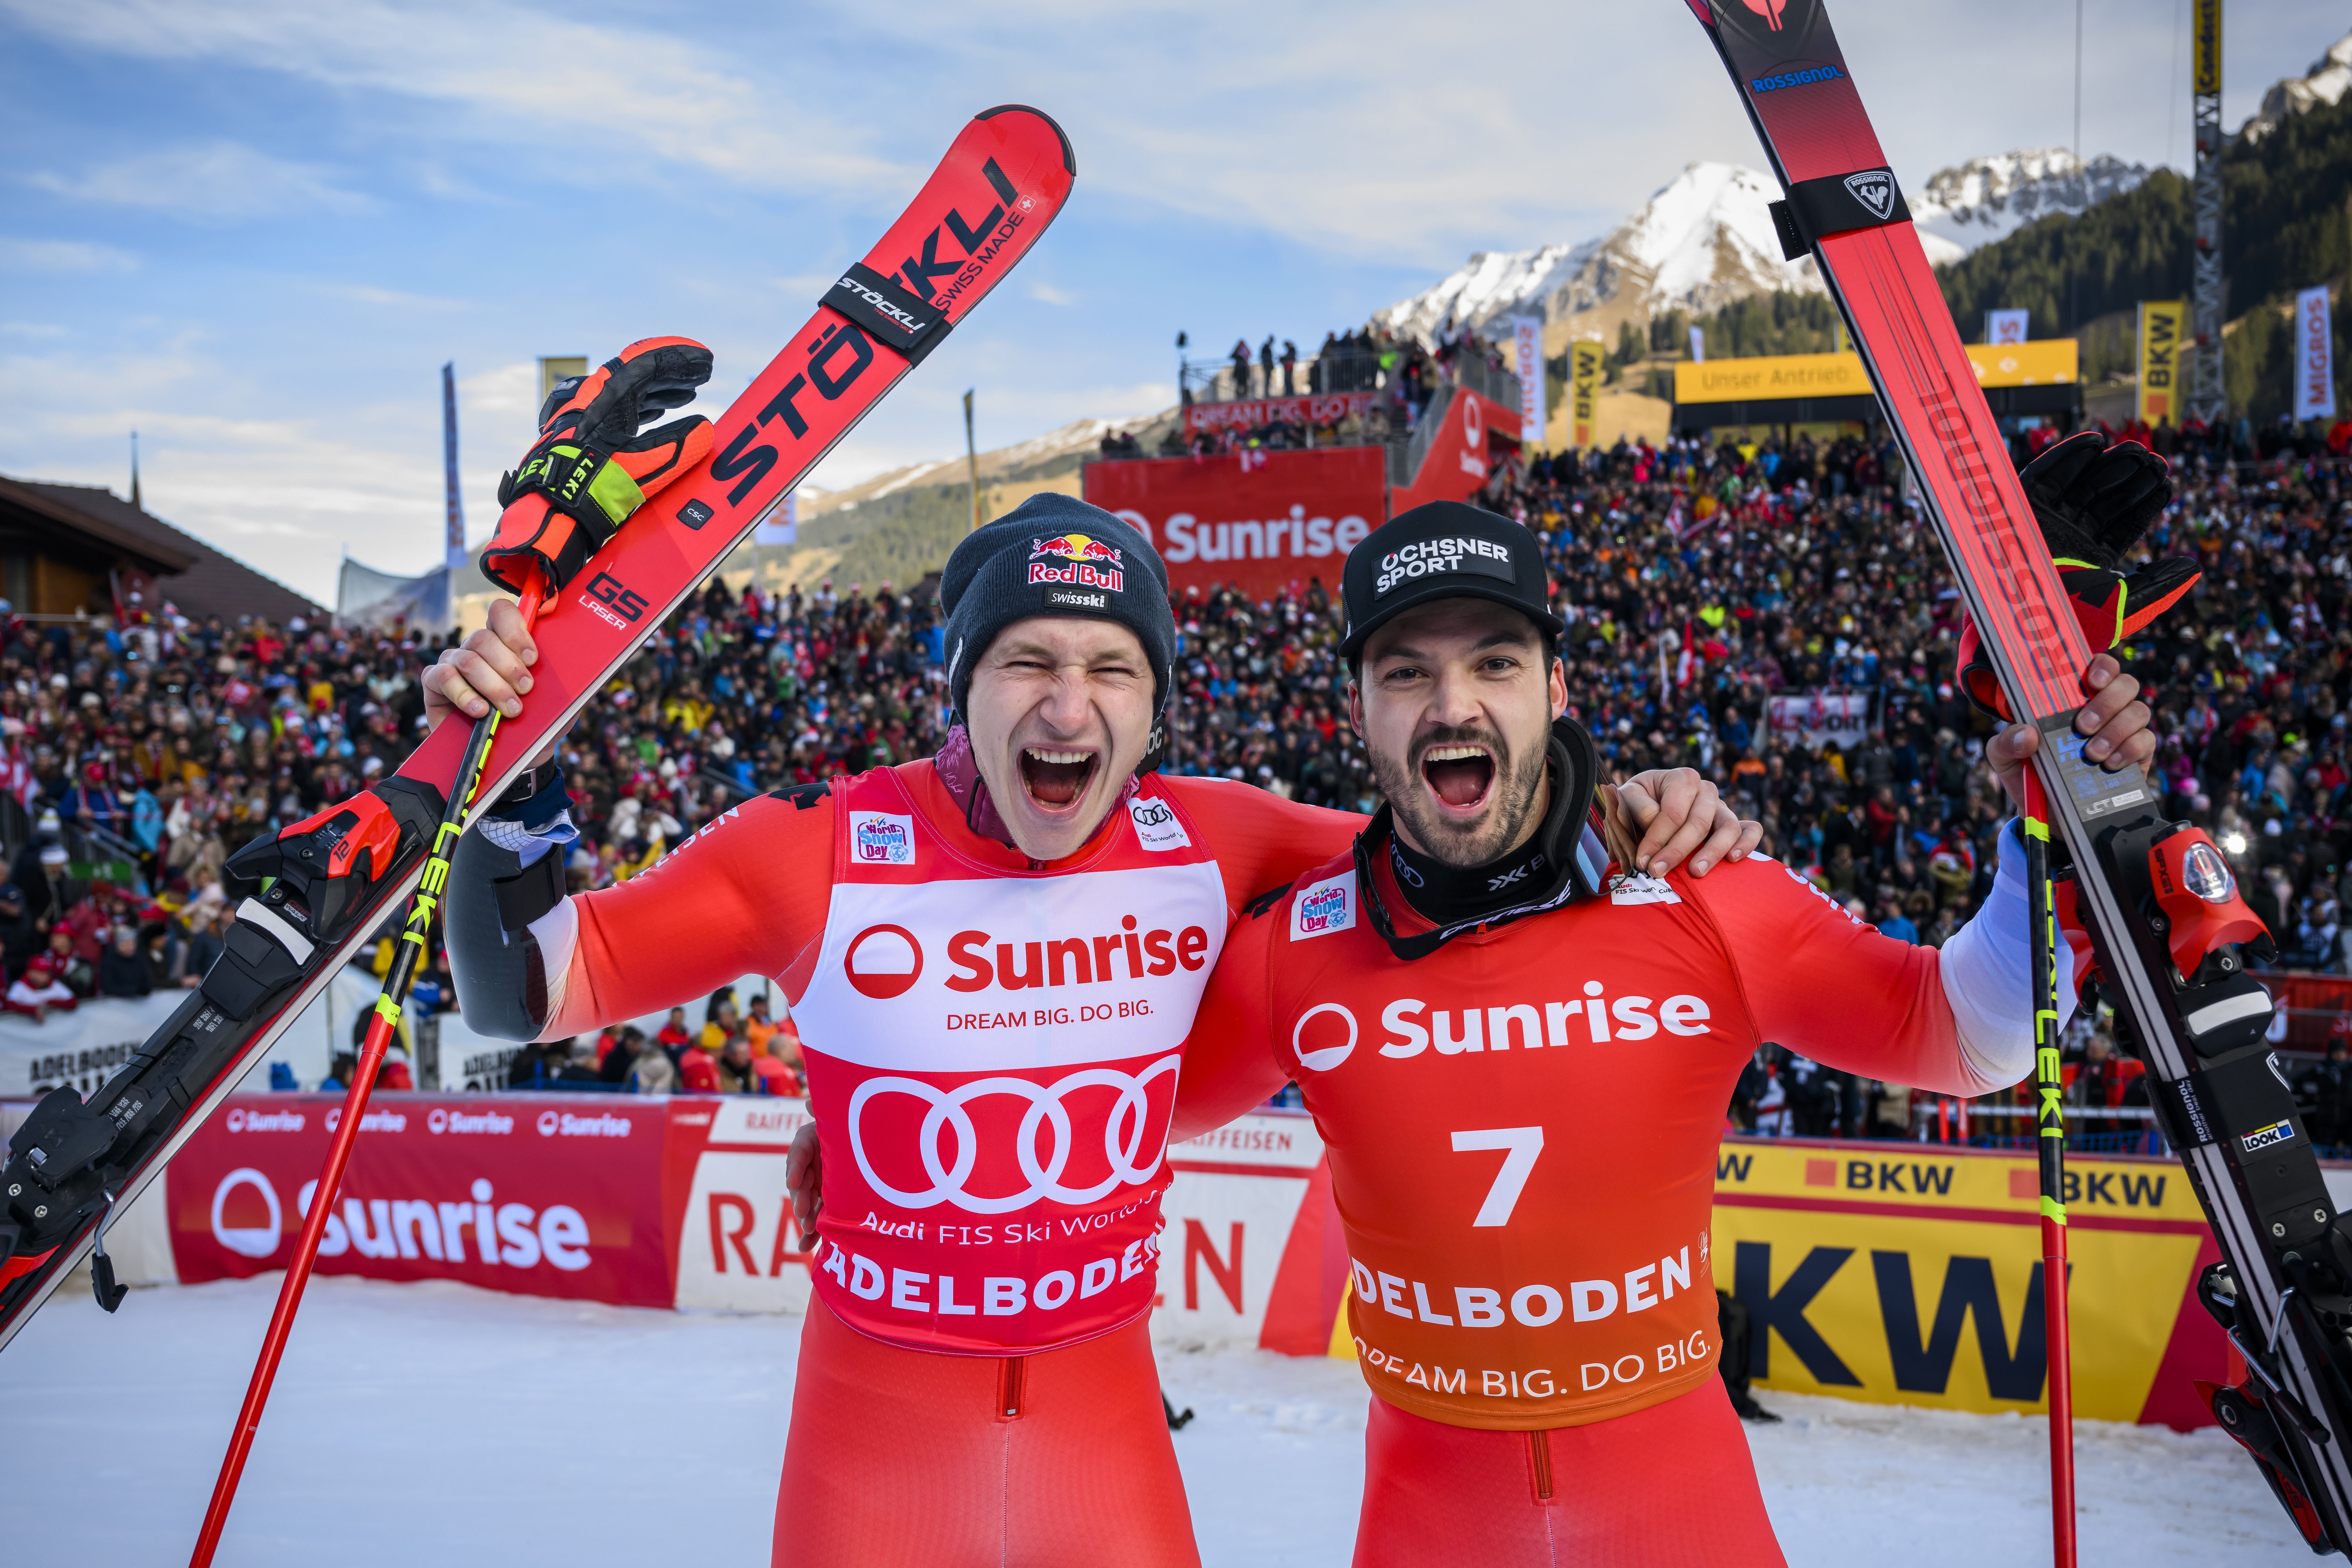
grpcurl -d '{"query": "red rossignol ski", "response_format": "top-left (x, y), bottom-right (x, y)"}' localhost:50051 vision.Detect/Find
top-left (0, 105), bottom-right (1077, 1355)
top-left (1682, 2), bottom-right (2352, 1558)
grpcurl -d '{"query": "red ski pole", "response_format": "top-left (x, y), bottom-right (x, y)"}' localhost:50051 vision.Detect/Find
top-left (189, 572), bottom-right (547, 1568)
top-left (2023, 766), bottom-right (2077, 1567)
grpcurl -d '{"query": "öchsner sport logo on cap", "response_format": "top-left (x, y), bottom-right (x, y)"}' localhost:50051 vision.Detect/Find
top-left (1374, 534), bottom-right (1516, 598)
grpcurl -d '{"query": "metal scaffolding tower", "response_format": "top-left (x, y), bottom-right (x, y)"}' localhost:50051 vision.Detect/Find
top-left (2188, 0), bottom-right (2226, 423)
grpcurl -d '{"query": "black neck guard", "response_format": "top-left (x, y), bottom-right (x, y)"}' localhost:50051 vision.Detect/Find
top-left (1354, 717), bottom-right (1612, 962)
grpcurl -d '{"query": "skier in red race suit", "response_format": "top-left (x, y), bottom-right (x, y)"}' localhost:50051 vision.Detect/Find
top-left (424, 482), bottom-right (1755, 1567)
top-left (1170, 497), bottom-right (2162, 1567)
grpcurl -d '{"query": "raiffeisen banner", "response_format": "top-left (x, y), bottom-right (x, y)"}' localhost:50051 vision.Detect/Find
top-left (1084, 446), bottom-right (1384, 600)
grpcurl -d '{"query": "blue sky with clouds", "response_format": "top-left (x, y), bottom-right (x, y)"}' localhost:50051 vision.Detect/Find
top-left (1, 0), bottom-right (2337, 603)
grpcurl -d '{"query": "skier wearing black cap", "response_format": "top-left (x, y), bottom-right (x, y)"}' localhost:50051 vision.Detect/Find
top-left (422, 491), bottom-right (1755, 1566)
top-left (1170, 498), bottom-right (2160, 1565)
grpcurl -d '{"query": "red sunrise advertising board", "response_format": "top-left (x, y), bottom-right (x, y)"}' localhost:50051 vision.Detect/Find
top-left (1082, 446), bottom-right (1386, 601)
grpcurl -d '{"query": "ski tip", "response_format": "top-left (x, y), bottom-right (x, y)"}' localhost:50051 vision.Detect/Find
top-left (975, 104), bottom-right (1075, 176)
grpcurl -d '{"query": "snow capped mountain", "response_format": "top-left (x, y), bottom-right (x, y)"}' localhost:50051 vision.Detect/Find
top-left (1373, 161), bottom-right (1967, 346)
top-left (1909, 149), bottom-right (2147, 251)
top-left (2245, 27), bottom-right (2352, 142)
top-left (1370, 241), bottom-right (1598, 352)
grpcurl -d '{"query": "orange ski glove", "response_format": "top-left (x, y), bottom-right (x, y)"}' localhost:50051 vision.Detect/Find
top-left (483, 335), bottom-right (716, 594)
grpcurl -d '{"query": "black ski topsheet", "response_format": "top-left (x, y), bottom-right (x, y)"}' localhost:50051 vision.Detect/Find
top-left (0, 107), bottom-right (1077, 1352)
top-left (1683, 1), bottom-right (2352, 1552)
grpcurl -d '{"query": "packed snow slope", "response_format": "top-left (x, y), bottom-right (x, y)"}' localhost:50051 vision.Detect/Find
top-left (0, 1275), bottom-right (2310, 1566)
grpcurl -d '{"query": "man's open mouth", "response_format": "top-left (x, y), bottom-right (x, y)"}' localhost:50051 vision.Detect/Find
top-left (1019, 746), bottom-right (1099, 809)
top-left (1420, 743), bottom-right (1495, 811)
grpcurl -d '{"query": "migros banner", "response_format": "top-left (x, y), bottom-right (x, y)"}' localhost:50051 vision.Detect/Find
top-left (1673, 341), bottom-right (2080, 405)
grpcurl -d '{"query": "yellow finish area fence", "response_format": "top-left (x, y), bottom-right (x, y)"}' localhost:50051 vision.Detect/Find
top-left (1712, 1137), bottom-right (2225, 1428)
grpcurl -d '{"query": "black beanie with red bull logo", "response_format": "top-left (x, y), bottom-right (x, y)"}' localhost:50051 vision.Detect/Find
top-left (940, 492), bottom-right (1174, 726)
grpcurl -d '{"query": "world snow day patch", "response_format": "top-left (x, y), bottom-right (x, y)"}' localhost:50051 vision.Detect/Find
top-left (850, 811), bottom-right (915, 866)
top-left (1292, 873), bottom-right (1356, 940)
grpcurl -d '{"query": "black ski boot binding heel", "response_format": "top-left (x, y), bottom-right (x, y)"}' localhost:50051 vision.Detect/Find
top-left (0, 779), bottom-right (445, 1314)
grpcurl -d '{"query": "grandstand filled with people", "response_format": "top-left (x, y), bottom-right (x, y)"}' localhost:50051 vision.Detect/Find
top-left (2, 364), bottom-right (2344, 1136)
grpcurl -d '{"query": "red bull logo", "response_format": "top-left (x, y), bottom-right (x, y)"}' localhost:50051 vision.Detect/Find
top-left (1030, 533), bottom-right (1124, 593)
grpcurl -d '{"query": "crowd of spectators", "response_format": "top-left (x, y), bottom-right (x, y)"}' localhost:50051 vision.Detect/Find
top-left (3, 320), bottom-right (2346, 1138)
top-left (1130, 320), bottom-right (1514, 461)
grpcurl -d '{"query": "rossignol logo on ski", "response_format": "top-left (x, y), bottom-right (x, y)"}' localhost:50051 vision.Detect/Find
top-left (1029, 533), bottom-right (1124, 592)
top-left (2242, 1120), bottom-right (2297, 1154)
top-left (1750, 63), bottom-right (1842, 92)
top-left (1842, 169), bottom-right (1897, 222)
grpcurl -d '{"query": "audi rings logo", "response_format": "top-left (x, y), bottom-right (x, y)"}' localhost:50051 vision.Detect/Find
top-left (1293, 1002), bottom-right (1357, 1072)
top-left (847, 1056), bottom-right (1179, 1213)
top-left (537, 1110), bottom-right (561, 1136)
top-left (211, 1167), bottom-right (283, 1259)
top-left (843, 923), bottom-right (923, 1000)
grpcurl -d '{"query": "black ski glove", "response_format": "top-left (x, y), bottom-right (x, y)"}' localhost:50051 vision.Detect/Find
top-left (483, 335), bottom-right (716, 595)
top-left (1955, 431), bottom-right (2200, 719)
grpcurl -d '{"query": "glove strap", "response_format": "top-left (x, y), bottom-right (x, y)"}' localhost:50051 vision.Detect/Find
top-left (498, 440), bottom-right (646, 534)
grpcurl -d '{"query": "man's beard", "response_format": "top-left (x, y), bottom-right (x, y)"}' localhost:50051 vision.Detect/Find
top-left (1371, 722), bottom-right (1551, 869)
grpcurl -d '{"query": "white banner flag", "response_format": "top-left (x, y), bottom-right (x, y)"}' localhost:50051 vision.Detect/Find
top-left (1985, 309), bottom-right (2030, 346)
top-left (2296, 286), bottom-right (2337, 422)
top-left (755, 489), bottom-right (799, 547)
top-left (1511, 316), bottom-right (1544, 443)
top-left (1688, 324), bottom-right (1705, 363)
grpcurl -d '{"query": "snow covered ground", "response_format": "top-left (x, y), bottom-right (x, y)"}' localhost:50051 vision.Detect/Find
top-left (0, 1275), bottom-right (2308, 1566)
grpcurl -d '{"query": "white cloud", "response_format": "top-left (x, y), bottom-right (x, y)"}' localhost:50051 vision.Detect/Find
top-left (0, 238), bottom-right (137, 274)
top-left (4, 0), bottom-right (906, 199)
top-left (28, 141), bottom-right (368, 219)
top-left (1028, 281), bottom-right (1076, 307)
top-left (0, 322), bottom-right (70, 339)
top-left (315, 282), bottom-right (470, 311)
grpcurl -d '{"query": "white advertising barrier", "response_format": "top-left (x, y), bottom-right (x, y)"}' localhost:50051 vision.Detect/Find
top-left (0, 968), bottom-right (395, 1103)
top-left (0, 992), bottom-right (185, 1100)
top-left (665, 1101), bottom-right (1326, 1340)
top-left (10, 1086), bottom-right (1332, 1328)
top-left (673, 1096), bottom-right (819, 1313)
top-left (1155, 1113), bottom-right (1324, 1346)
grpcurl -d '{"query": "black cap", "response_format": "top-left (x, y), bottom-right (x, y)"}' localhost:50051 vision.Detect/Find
top-left (1338, 500), bottom-right (1562, 662)
top-left (940, 493), bottom-right (1175, 724)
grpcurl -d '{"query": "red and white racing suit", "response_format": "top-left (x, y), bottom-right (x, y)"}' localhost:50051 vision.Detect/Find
top-left (1175, 824), bottom-right (2066, 1567)
top-left (476, 759), bottom-right (1356, 1566)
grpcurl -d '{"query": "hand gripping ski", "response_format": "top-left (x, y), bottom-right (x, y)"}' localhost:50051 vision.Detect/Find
top-left (1682, 1), bottom-right (2352, 1556)
top-left (0, 106), bottom-right (1077, 1360)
